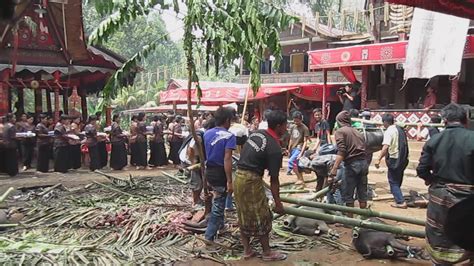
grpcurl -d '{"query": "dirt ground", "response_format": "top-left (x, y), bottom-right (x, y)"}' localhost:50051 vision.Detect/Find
top-left (0, 158), bottom-right (430, 265)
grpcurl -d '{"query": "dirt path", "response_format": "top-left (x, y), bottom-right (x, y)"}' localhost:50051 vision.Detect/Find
top-left (0, 165), bottom-right (430, 265)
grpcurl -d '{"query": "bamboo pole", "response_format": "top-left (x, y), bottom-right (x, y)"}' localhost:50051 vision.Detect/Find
top-left (241, 79), bottom-right (252, 124)
top-left (0, 187), bottom-right (15, 203)
top-left (351, 118), bottom-right (444, 128)
top-left (283, 206), bottom-right (426, 238)
top-left (281, 196), bottom-right (426, 226)
top-left (161, 171), bottom-right (189, 185)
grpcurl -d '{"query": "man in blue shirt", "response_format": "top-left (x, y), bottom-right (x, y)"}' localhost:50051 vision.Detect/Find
top-left (204, 107), bottom-right (237, 242)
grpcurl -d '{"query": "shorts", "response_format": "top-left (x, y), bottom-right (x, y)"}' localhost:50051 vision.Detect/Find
top-left (342, 159), bottom-right (369, 204)
top-left (190, 169), bottom-right (203, 191)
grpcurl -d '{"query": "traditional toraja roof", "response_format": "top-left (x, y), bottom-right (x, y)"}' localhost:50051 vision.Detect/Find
top-left (0, 0), bottom-right (127, 94)
top-left (0, 0), bottom-right (89, 70)
top-left (386, 0), bottom-right (474, 20)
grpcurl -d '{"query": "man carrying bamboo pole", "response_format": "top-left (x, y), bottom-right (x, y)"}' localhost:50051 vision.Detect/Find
top-left (329, 111), bottom-right (368, 216)
top-left (234, 110), bottom-right (287, 261)
top-left (417, 103), bottom-right (474, 265)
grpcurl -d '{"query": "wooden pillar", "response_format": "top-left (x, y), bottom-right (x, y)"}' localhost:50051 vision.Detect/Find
top-left (54, 89), bottom-right (60, 122)
top-left (451, 76), bottom-right (459, 103)
top-left (45, 88), bottom-right (52, 114)
top-left (0, 82), bottom-right (8, 117)
top-left (322, 69), bottom-right (328, 119)
top-left (62, 87), bottom-right (68, 114)
top-left (34, 88), bottom-right (43, 116)
top-left (80, 88), bottom-right (88, 121)
top-left (105, 106), bottom-right (113, 126)
top-left (361, 66), bottom-right (369, 109)
top-left (17, 87), bottom-right (24, 115)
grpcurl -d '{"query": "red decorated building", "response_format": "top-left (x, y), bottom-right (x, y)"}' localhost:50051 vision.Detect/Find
top-left (0, 0), bottom-right (126, 122)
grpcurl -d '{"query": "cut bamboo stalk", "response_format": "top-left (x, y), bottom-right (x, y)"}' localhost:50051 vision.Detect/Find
top-left (161, 171), bottom-right (189, 185)
top-left (281, 196), bottom-right (426, 226)
top-left (283, 206), bottom-right (425, 238)
top-left (0, 187), bottom-right (15, 203)
top-left (92, 181), bottom-right (141, 198)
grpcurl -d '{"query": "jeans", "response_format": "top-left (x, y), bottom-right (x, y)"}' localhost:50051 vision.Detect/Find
top-left (387, 158), bottom-right (405, 204)
top-left (288, 147), bottom-right (301, 171)
top-left (205, 185), bottom-right (227, 241)
top-left (341, 159), bottom-right (369, 204)
top-left (327, 166), bottom-right (344, 205)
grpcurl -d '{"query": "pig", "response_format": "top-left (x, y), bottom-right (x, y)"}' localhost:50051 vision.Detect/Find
top-left (352, 217), bottom-right (429, 260)
top-left (285, 206), bottom-right (333, 237)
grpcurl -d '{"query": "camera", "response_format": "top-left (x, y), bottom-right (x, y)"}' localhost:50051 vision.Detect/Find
top-left (336, 87), bottom-right (346, 95)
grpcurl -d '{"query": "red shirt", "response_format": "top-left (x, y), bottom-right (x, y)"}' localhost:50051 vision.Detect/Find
top-left (423, 93), bottom-right (437, 109)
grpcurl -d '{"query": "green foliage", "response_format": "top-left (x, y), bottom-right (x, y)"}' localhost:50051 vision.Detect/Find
top-left (183, 0), bottom-right (298, 95)
top-left (88, 0), bottom-right (297, 101)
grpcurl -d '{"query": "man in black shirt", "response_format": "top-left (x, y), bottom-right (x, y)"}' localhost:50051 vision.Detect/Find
top-left (416, 104), bottom-right (474, 265)
top-left (338, 85), bottom-right (358, 111)
top-left (234, 110), bottom-right (287, 261)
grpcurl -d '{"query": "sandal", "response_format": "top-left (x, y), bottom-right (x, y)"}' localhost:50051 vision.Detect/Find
top-left (262, 251), bottom-right (287, 261)
top-left (243, 250), bottom-right (257, 260)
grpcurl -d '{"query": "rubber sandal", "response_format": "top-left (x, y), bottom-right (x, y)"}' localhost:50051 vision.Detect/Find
top-left (243, 250), bottom-right (257, 260)
top-left (262, 252), bottom-right (287, 261)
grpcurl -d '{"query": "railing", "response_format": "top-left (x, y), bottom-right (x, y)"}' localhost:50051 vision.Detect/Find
top-left (236, 70), bottom-right (361, 84)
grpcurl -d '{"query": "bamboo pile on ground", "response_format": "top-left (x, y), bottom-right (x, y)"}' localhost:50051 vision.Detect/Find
top-left (0, 171), bottom-right (350, 264)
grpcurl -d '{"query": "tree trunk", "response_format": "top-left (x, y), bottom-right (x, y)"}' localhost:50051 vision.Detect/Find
top-left (186, 66), bottom-right (211, 216)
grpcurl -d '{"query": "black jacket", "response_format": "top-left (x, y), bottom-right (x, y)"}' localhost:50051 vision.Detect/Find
top-left (417, 124), bottom-right (474, 185)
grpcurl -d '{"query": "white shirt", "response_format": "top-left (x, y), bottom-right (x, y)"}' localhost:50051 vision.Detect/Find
top-left (179, 138), bottom-right (196, 165)
top-left (258, 121), bottom-right (268, 130)
top-left (382, 125), bottom-right (399, 159)
top-left (229, 123), bottom-right (249, 137)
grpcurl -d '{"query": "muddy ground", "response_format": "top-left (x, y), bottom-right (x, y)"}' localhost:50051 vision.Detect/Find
top-left (0, 157), bottom-right (430, 265)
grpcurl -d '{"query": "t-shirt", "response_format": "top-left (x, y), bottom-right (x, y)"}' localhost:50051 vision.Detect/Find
top-left (238, 130), bottom-right (283, 177)
top-left (54, 123), bottom-right (68, 147)
top-left (288, 123), bottom-right (310, 151)
top-left (314, 120), bottom-right (330, 144)
top-left (382, 125), bottom-right (399, 159)
top-left (204, 127), bottom-right (236, 167)
top-left (179, 138), bottom-right (197, 165)
top-left (35, 123), bottom-right (51, 146)
top-left (342, 91), bottom-right (358, 111)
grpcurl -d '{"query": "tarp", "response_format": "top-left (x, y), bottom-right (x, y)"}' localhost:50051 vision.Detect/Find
top-left (386, 0), bottom-right (474, 20)
top-left (308, 36), bottom-right (474, 69)
top-left (160, 82), bottom-right (344, 105)
top-left (404, 8), bottom-right (470, 79)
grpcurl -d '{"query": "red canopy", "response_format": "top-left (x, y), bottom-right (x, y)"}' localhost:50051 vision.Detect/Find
top-left (160, 82), bottom-right (343, 105)
top-left (386, 0), bottom-right (474, 20)
top-left (309, 36), bottom-right (474, 69)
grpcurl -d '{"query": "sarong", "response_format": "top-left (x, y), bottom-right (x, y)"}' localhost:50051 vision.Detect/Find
top-left (168, 140), bottom-right (182, 165)
top-left (426, 182), bottom-right (474, 264)
top-left (88, 145), bottom-right (101, 171)
top-left (134, 141), bottom-right (147, 167)
top-left (110, 142), bottom-right (127, 170)
top-left (233, 169), bottom-right (272, 237)
top-left (69, 144), bottom-right (82, 169)
top-left (54, 146), bottom-right (70, 173)
top-left (155, 142), bottom-right (168, 166)
top-left (148, 141), bottom-right (159, 166)
top-left (97, 141), bottom-right (108, 168)
top-left (4, 147), bottom-right (18, 176)
top-left (36, 143), bottom-right (51, 173)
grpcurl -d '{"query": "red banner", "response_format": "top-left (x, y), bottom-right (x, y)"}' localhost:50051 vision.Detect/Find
top-left (309, 36), bottom-right (474, 69)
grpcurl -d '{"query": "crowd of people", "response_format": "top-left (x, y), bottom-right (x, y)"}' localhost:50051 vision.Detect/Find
top-left (0, 101), bottom-right (472, 264)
